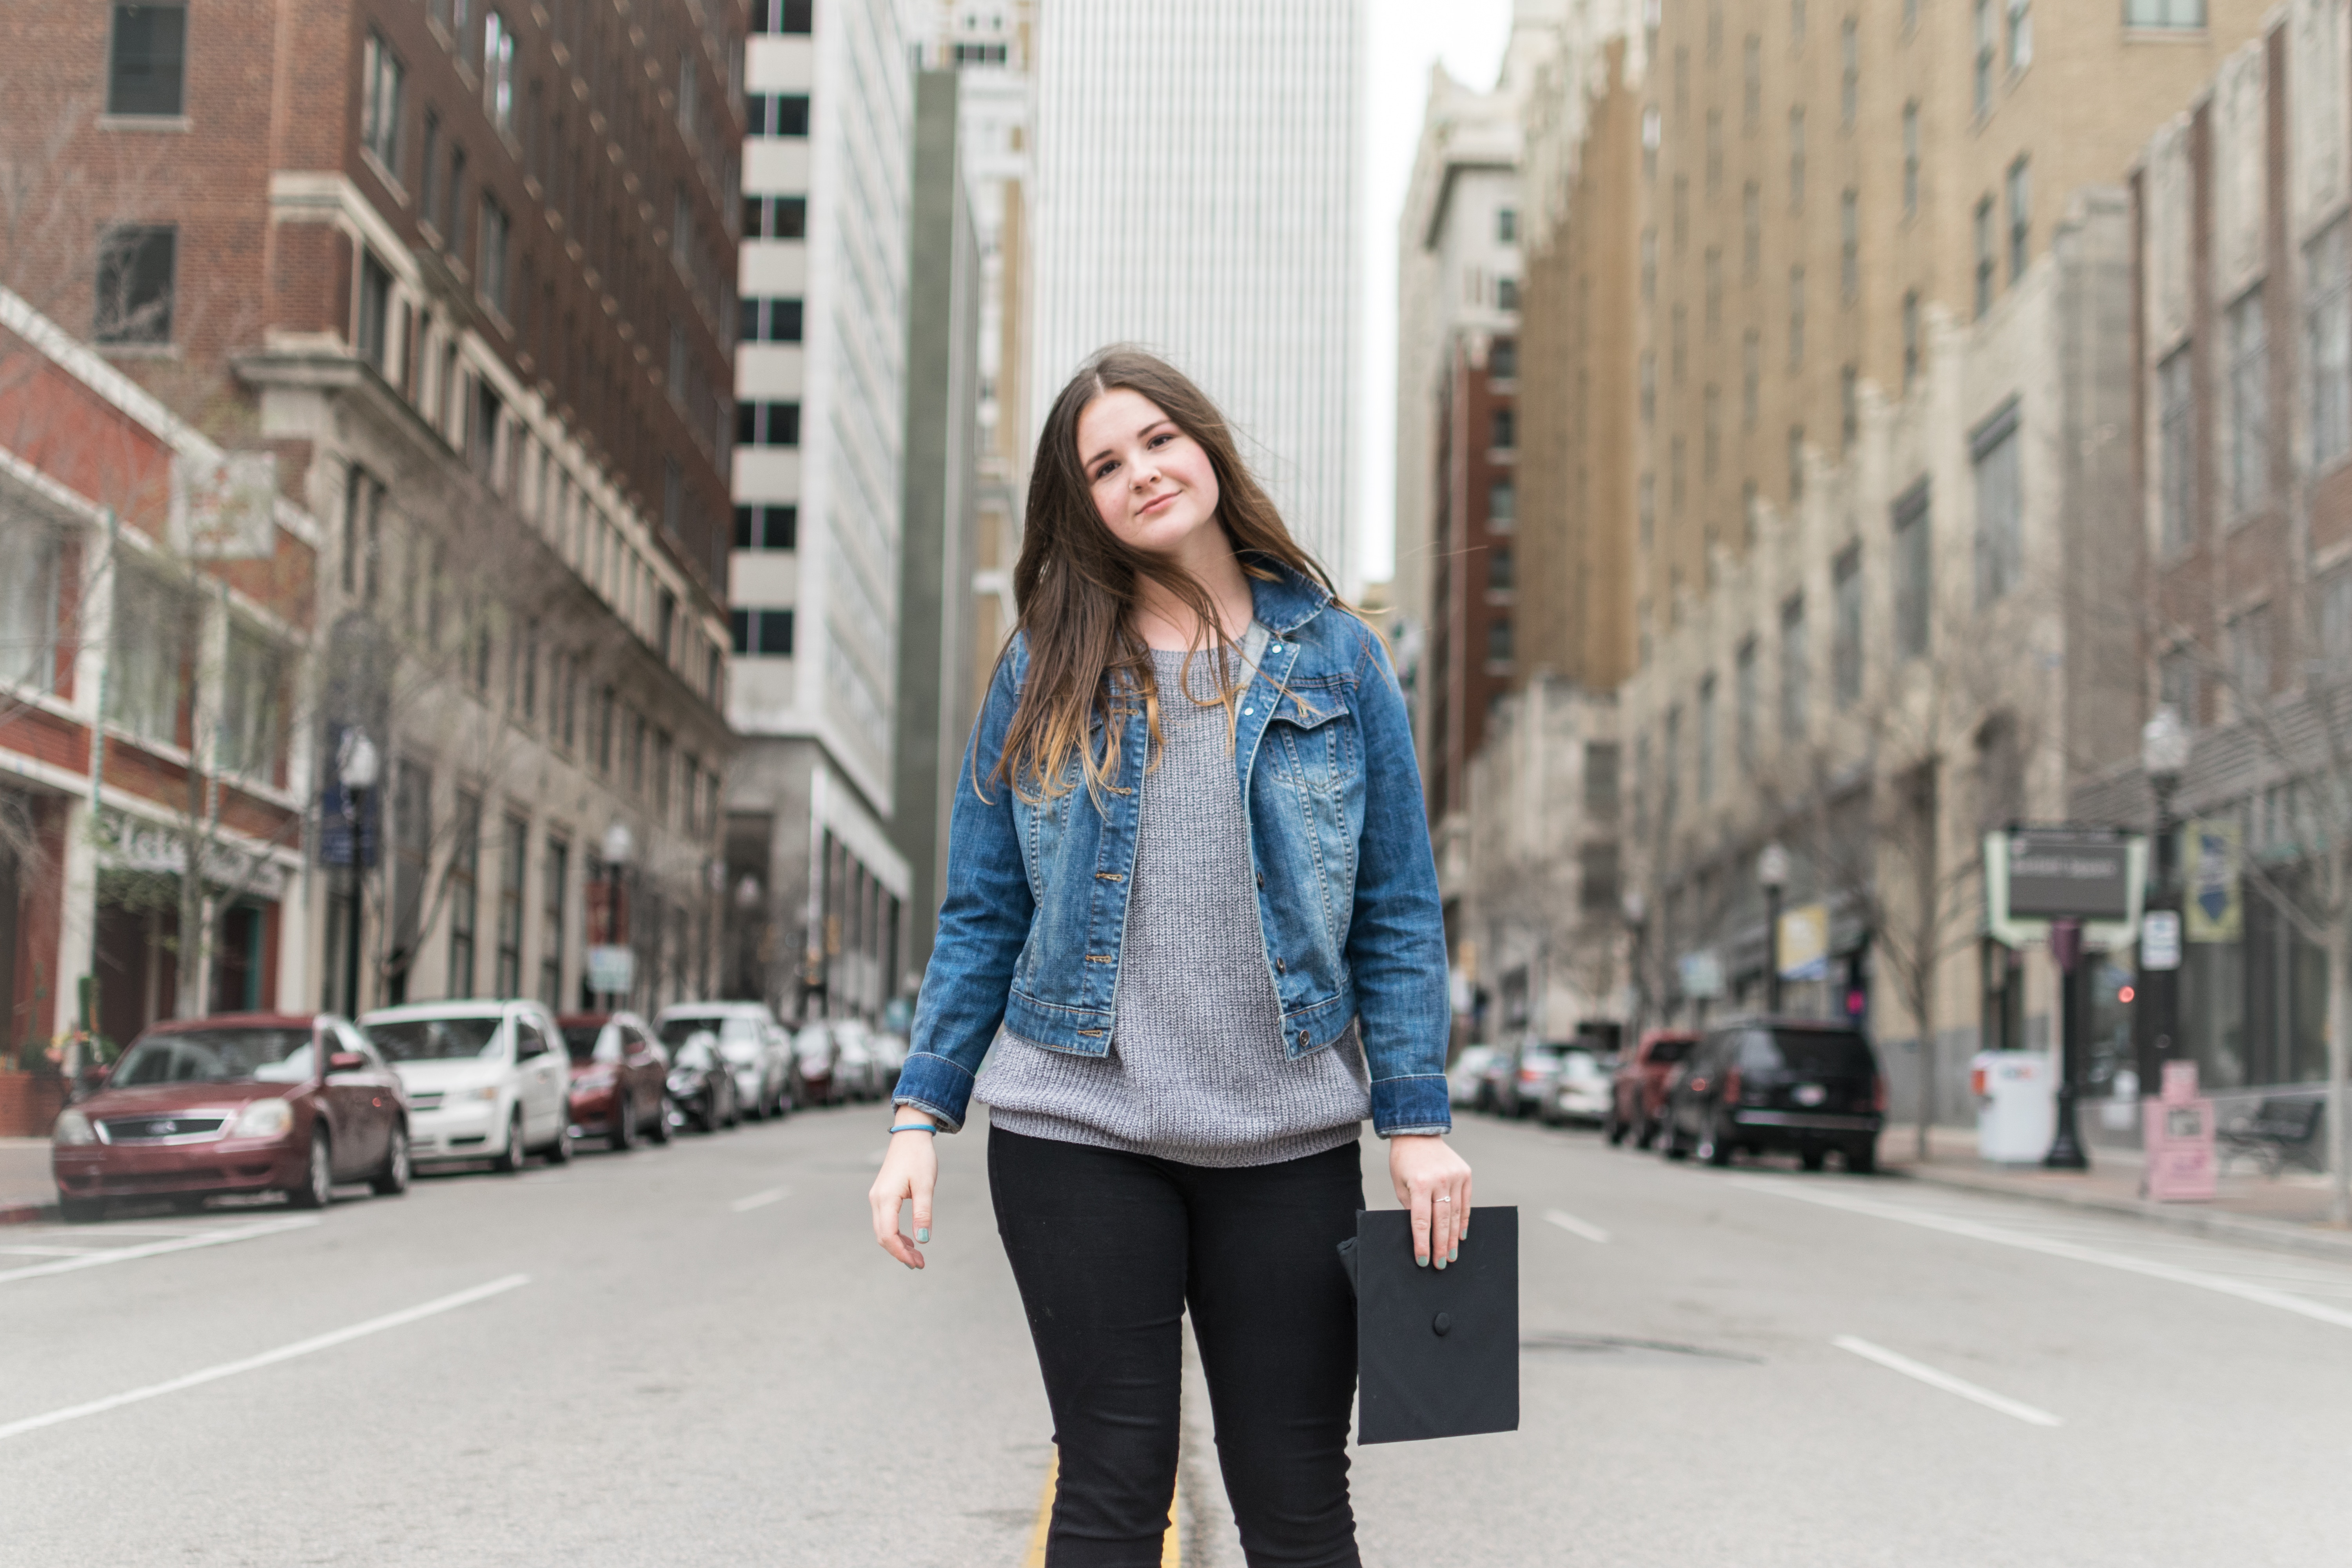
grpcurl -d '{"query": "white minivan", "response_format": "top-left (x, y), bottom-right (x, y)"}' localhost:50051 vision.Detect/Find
top-left (361, 1000), bottom-right (573, 1171)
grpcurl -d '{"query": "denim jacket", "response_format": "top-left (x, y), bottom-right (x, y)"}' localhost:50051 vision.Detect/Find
top-left (893, 559), bottom-right (1453, 1138)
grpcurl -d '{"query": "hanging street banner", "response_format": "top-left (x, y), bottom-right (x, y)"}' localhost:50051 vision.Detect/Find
top-left (2183, 818), bottom-right (2244, 944)
top-left (1777, 902), bottom-right (1831, 980)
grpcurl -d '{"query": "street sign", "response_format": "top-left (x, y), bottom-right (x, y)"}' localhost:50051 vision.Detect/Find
top-left (2003, 830), bottom-right (2132, 920)
top-left (1677, 950), bottom-right (1724, 999)
top-left (2140, 909), bottom-right (2181, 971)
top-left (587, 945), bottom-right (634, 995)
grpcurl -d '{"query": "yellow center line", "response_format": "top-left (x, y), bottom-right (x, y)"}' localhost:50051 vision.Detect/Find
top-left (1020, 1448), bottom-right (1181, 1566)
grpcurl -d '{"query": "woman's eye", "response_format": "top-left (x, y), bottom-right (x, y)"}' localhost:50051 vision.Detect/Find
top-left (1148, 432), bottom-right (1174, 448)
top-left (1094, 461), bottom-right (1118, 481)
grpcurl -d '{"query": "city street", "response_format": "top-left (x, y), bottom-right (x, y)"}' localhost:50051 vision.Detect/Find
top-left (5, 1108), bottom-right (2351, 1564)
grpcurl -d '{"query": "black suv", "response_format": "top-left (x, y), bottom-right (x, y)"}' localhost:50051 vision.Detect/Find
top-left (1659, 1020), bottom-right (1884, 1172)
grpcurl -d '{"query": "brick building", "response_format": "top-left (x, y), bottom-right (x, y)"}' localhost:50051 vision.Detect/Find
top-left (0, 0), bottom-right (741, 1032)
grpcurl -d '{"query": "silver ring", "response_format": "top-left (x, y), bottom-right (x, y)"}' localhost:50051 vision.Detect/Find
top-left (1434, 1196), bottom-right (1452, 1203)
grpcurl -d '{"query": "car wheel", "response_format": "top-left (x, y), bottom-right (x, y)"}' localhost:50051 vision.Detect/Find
top-left (1700, 1111), bottom-right (1735, 1167)
top-left (650, 1095), bottom-right (673, 1143)
top-left (288, 1127), bottom-right (334, 1209)
top-left (722, 1085), bottom-right (740, 1129)
top-left (1605, 1110), bottom-right (1626, 1146)
top-left (1659, 1113), bottom-right (1688, 1161)
top-left (370, 1123), bottom-right (412, 1196)
top-left (1846, 1141), bottom-right (1878, 1175)
top-left (1635, 1113), bottom-right (1658, 1150)
top-left (58, 1195), bottom-right (103, 1224)
top-left (495, 1111), bottom-right (526, 1173)
top-left (610, 1095), bottom-right (636, 1152)
top-left (544, 1113), bottom-right (572, 1164)
top-left (1800, 1146), bottom-right (1827, 1173)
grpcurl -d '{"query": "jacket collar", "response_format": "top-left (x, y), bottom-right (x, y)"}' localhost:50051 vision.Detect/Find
top-left (1245, 554), bottom-right (1334, 636)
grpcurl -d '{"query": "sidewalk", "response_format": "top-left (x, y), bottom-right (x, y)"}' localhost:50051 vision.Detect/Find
top-left (1881, 1123), bottom-right (2352, 1263)
top-left (2, 1137), bottom-right (55, 1224)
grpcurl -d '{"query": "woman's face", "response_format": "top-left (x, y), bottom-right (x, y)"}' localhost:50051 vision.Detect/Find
top-left (1076, 388), bottom-right (1222, 556)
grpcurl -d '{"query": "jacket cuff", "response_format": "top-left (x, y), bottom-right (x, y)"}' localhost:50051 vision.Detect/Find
top-left (1370, 1073), bottom-right (1452, 1138)
top-left (891, 1052), bottom-right (975, 1133)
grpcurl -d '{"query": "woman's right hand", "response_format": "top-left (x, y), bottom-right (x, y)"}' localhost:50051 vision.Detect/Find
top-left (869, 1114), bottom-right (940, 1270)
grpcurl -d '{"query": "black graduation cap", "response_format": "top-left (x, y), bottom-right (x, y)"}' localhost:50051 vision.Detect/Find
top-left (1337, 1206), bottom-right (1518, 1445)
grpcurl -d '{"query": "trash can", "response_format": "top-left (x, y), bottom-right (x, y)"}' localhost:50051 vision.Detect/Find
top-left (1972, 1051), bottom-right (2055, 1164)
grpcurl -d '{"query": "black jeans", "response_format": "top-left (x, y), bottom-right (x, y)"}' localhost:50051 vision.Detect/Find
top-left (989, 1126), bottom-right (1364, 1568)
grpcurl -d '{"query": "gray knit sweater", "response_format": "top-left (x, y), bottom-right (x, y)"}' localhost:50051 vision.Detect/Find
top-left (974, 636), bottom-right (1372, 1167)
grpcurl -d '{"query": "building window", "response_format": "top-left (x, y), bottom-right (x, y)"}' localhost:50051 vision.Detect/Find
top-left (1903, 291), bottom-right (1922, 392)
top-left (1641, 227), bottom-right (1657, 299)
top-left (735, 504), bottom-right (798, 550)
top-left (2007, 156), bottom-right (2030, 282)
top-left (1780, 593), bottom-right (1809, 742)
top-left (93, 224), bottom-right (176, 345)
top-left (111, 566), bottom-right (194, 745)
top-left (448, 795), bottom-right (481, 998)
top-left (1703, 385), bottom-right (1720, 477)
top-left (1585, 741), bottom-right (1621, 818)
top-left (748, 94), bottom-right (811, 137)
top-left (361, 33), bottom-right (406, 172)
top-left (2159, 645), bottom-right (2199, 721)
top-left (1487, 480), bottom-right (1515, 527)
top-left (731, 608), bottom-right (795, 657)
top-left (494, 815), bottom-right (526, 998)
top-left (1902, 102), bottom-right (1920, 218)
top-left (1696, 674), bottom-right (1718, 802)
top-left (1496, 277), bottom-right (1520, 312)
top-left (1487, 545), bottom-right (1514, 593)
top-left (478, 195), bottom-right (510, 314)
top-left (751, 0), bottom-right (815, 33)
top-left (1735, 639), bottom-right (1759, 773)
top-left (1833, 546), bottom-right (1863, 709)
top-left (744, 195), bottom-right (809, 239)
top-left (541, 837), bottom-right (567, 1008)
top-left (357, 250), bottom-right (393, 372)
top-left (445, 145), bottom-right (468, 254)
top-left (2227, 604), bottom-right (2272, 710)
top-left (2310, 220), bottom-right (2350, 469)
top-left (1841, 16), bottom-right (1859, 127)
top-left (1788, 107), bottom-right (1806, 212)
top-left (483, 11), bottom-right (515, 131)
top-left (1840, 363), bottom-right (1858, 450)
top-left (2158, 345), bottom-right (2196, 555)
top-left (1706, 111), bottom-right (1723, 194)
top-left (1487, 617), bottom-right (1514, 664)
top-left (420, 112), bottom-right (442, 229)
top-left (2323, 571), bottom-right (2352, 672)
top-left (1787, 424), bottom-right (1806, 502)
top-left (1491, 407), bottom-right (1515, 450)
top-left (0, 524), bottom-right (59, 694)
top-left (1671, 306), bottom-right (1686, 382)
top-left (108, 3), bottom-right (186, 117)
top-left (1972, 401), bottom-right (2023, 606)
top-left (1742, 331), bottom-right (1760, 428)
top-left (2123, 0), bottom-right (2201, 26)
top-left (1974, 0), bottom-right (1995, 116)
top-left (1742, 182), bottom-right (1760, 280)
top-left (1579, 844), bottom-right (1622, 914)
top-left (1788, 267), bottom-right (1806, 372)
top-left (737, 297), bottom-right (804, 343)
top-left (1892, 480), bottom-right (1931, 660)
top-left (2227, 286), bottom-right (2269, 518)
top-left (1975, 196), bottom-right (1996, 318)
top-left (1840, 189), bottom-right (1859, 302)
top-left (736, 401), bottom-right (801, 447)
top-left (2006, 0), bottom-right (2031, 71)
top-left (1673, 176), bottom-right (1688, 253)
top-left (1743, 34), bottom-right (1761, 127)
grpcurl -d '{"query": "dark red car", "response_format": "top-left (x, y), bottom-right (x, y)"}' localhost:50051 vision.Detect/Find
top-left (51, 1014), bottom-right (410, 1221)
top-left (1605, 1029), bottom-right (1700, 1149)
top-left (557, 1012), bottom-right (671, 1151)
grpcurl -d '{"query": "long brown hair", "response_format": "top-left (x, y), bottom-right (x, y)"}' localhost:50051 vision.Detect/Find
top-left (994, 347), bottom-right (1337, 802)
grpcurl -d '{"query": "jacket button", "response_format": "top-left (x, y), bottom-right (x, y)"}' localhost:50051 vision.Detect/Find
top-left (1275, 956), bottom-right (1286, 972)
top-left (1255, 869), bottom-right (1264, 889)
top-left (1298, 1030), bottom-right (1311, 1048)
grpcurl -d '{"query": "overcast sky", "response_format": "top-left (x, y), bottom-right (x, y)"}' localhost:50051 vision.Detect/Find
top-left (1356, 0), bottom-right (1515, 589)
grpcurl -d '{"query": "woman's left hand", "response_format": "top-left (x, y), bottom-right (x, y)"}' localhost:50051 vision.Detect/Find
top-left (1388, 1134), bottom-right (1473, 1269)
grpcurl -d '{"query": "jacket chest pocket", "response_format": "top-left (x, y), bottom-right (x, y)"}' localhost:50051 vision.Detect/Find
top-left (1263, 686), bottom-right (1357, 795)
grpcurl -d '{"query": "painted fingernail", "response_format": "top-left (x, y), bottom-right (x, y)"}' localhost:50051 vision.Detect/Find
top-left (1448, 1247), bottom-right (1459, 1263)
top-left (1435, 1256), bottom-right (1447, 1270)
top-left (1417, 1253), bottom-right (1429, 1267)
top-left (915, 1228), bottom-right (930, 1243)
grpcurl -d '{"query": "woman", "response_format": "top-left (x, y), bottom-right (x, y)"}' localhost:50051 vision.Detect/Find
top-left (869, 348), bottom-right (1469, 1568)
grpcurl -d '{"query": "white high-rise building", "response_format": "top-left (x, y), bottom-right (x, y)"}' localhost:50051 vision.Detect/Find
top-left (1029, 0), bottom-right (1362, 585)
top-left (728, 0), bottom-right (916, 1018)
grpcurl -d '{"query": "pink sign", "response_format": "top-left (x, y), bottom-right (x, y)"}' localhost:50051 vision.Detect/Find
top-left (2143, 1099), bottom-right (2217, 1202)
top-left (2161, 1060), bottom-right (2201, 1105)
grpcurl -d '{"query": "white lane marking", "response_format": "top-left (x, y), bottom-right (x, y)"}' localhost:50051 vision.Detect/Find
top-left (0, 1246), bottom-right (105, 1258)
top-left (1833, 1336), bottom-right (2063, 1428)
top-left (1733, 1178), bottom-right (2352, 1332)
top-left (0, 1216), bottom-right (319, 1287)
top-left (0, 1274), bottom-right (531, 1443)
top-left (1544, 1209), bottom-right (1612, 1243)
top-left (730, 1186), bottom-right (791, 1213)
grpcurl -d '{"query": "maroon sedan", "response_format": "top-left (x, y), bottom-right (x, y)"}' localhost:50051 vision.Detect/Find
top-left (51, 1014), bottom-right (410, 1222)
top-left (1605, 1029), bottom-right (1700, 1149)
top-left (557, 1013), bottom-right (671, 1151)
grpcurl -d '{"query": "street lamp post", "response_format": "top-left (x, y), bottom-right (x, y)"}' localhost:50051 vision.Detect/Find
top-left (2139, 704), bottom-right (2190, 1105)
top-left (335, 728), bottom-right (380, 1018)
top-left (1621, 890), bottom-right (1649, 1034)
top-left (1757, 842), bottom-right (1791, 1014)
top-left (2045, 917), bottom-right (2092, 1171)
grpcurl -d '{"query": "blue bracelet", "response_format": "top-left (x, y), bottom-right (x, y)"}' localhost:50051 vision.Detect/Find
top-left (888, 1123), bottom-right (939, 1134)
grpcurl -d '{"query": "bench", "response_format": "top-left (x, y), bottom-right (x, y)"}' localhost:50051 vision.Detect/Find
top-left (2216, 1096), bottom-right (2326, 1178)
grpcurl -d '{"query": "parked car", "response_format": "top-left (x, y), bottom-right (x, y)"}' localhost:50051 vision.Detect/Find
top-left (832, 1018), bottom-right (882, 1102)
top-left (1495, 1039), bottom-right (1570, 1120)
top-left (557, 1012), bottom-right (671, 1151)
top-left (1474, 1047), bottom-right (1515, 1113)
top-left (52, 1014), bottom-right (409, 1221)
top-left (1607, 1029), bottom-right (1700, 1148)
top-left (870, 1030), bottom-right (909, 1095)
top-left (1539, 1047), bottom-right (1613, 1126)
top-left (1658, 1020), bottom-right (1886, 1172)
top-left (1447, 1045), bottom-right (1500, 1107)
top-left (362, 1000), bottom-right (573, 1172)
top-left (793, 1022), bottom-right (842, 1105)
top-left (663, 1029), bottom-right (740, 1132)
top-left (655, 1003), bottom-right (795, 1120)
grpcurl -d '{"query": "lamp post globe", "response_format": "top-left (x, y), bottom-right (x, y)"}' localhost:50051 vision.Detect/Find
top-left (602, 821), bottom-right (634, 867)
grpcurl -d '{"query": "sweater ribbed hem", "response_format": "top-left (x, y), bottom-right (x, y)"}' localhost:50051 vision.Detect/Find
top-left (979, 1103), bottom-right (1365, 1169)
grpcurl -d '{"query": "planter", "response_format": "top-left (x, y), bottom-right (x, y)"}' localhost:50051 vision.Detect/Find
top-left (0, 1071), bottom-right (65, 1138)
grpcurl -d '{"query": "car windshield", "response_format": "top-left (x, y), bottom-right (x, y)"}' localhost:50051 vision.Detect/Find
top-left (370, 1017), bottom-right (504, 1061)
top-left (1524, 1045), bottom-right (1564, 1066)
top-left (1739, 1030), bottom-right (1875, 1077)
top-left (1646, 1038), bottom-right (1694, 1065)
top-left (111, 1027), bottom-right (315, 1087)
top-left (561, 1025), bottom-right (608, 1063)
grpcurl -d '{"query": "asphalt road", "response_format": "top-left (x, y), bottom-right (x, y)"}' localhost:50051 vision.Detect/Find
top-left (5, 1105), bottom-right (2351, 1565)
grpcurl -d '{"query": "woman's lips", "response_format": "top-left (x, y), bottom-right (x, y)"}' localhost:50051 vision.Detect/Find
top-left (1140, 491), bottom-right (1178, 517)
